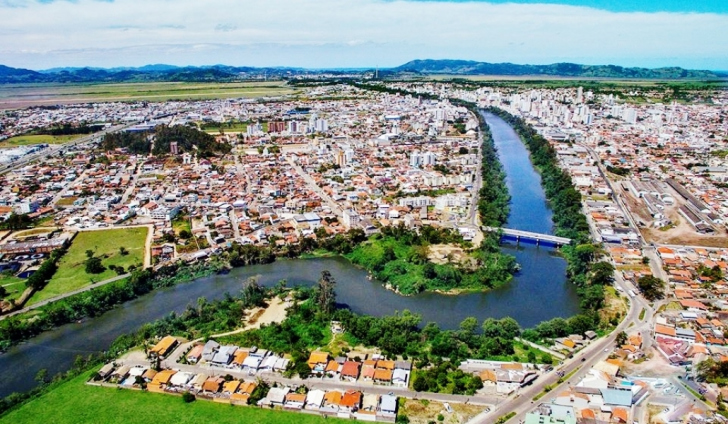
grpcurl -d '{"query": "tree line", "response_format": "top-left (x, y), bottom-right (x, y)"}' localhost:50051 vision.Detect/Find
top-left (484, 107), bottom-right (609, 333)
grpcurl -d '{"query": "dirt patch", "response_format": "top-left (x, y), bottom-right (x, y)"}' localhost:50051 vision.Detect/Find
top-left (401, 399), bottom-right (485, 424)
top-left (620, 186), bottom-right (728, 247)
top-left (600, 287), bottom-right (628, 324)
top-left (428, 244), bottom-right (472, 266)
top-left (620, 347), bottom-right (681, 378)
top-left (210, 296), bottom-right (293, 339)
top-left (244, 296), bottom-right (291, 330)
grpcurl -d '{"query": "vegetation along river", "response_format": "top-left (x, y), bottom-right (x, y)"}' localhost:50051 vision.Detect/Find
top-left (0, 111), bottom-right (580, 398)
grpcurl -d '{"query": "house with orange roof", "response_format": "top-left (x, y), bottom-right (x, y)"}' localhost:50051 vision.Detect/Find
top-left (308, 351), bottom-right (330, 371)
top-left (340, 390), bottom-right (363, 412)
top-left (341, 361), bottom-right (361, 382)
top-left (323, 390), bottom-right (343, 408)
top-left (655, 324), bottom-right (677, 337)
top-left (612, 407), bottom-right (629, 423)
top-left (680, 299), bottom-right (708, 310)
top-left (284, 392), bottom-right (307, 410)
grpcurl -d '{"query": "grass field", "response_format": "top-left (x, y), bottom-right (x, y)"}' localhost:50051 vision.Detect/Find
top-left (27, 227), bottom-right (148, 305)
top-left (0, 82), bottom-right (298, 109)
top-left (0, 371), bottom-right (345, 424)
top-left (0, 273), bottom-right (26, 302)
top-left (0, 134), bottom-right (82, 146)
top-left (202, 122), bottom-right (249, 133)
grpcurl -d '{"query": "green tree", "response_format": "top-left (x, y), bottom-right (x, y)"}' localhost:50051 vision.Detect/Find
top-left (315, 270), bottom-right (337, 316)
top-left (85, 256), bottom-right (105, 274)
top-left (637, 275), bottom-right (665, 301)
top-left (119, 246), bottom-right (129, 256)
top-left (615, 331), bottom-right (628, 347)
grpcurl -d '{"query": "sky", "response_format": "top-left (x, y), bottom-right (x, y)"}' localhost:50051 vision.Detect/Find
top-left (1, 0), bottom-right (727, 71)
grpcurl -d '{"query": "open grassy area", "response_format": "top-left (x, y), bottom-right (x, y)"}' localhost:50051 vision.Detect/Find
top-left (0, 371), bottom-right (344, 424)
top-left (0, 273), bottom-right (26, 302)
top-left (27, 227), bottom-right (147, 305)
top-left (201, 122), bottom-right (249, 133)
top-left (172, 215), bottom-right (191, 236)
top-left (0, 82), bottom-right (297, 109)
top-left (1, 134), bottom-right (82, 146)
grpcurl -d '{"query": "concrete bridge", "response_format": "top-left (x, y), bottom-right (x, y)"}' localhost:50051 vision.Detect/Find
top-left (482, 226), bottom-right (572, 247)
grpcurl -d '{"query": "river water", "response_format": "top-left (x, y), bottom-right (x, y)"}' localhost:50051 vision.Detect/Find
top-left (0, 112), bottom-right (580, 398)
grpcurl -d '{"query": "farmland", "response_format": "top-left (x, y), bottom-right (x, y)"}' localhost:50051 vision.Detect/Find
top-left (0, 81), bottom-right (297, 109)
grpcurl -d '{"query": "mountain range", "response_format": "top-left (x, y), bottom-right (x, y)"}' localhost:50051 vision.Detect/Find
top-left (0, 60), bottom-right (725, 84)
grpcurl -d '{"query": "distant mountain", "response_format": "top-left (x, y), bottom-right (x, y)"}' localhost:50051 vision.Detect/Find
top-left (0, 64), bottom-right (309, 84)
top-left (1, 60), bottom-right (723, 84)
top-left (393, 59), bottom-right (721, 79)
top-left (0, 64), bottom-right (46, 83)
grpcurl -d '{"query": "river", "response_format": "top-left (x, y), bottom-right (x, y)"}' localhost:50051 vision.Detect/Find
top-left (0, 111), bottom-right (580, 398)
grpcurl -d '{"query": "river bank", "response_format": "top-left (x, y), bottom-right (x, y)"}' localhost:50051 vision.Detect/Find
top-left (0, 112), bottom-right (581, 400)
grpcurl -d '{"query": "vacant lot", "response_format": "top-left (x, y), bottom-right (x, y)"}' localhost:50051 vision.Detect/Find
top-left (1, 134), bottom-right (81, 146)
top-left (0, 371), bottom-right (344, 424)
top-left (0, 82), bottom-right (297, 109)
top-left (27, 227), bottom-right (147, 305)
top-left (400, 398), bottom-right (484, 424)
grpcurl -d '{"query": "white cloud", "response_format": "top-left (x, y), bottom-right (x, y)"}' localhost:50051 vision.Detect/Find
top-left (1, 0), bottom-right (727, 69)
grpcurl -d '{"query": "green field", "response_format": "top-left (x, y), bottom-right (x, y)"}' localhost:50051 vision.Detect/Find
top-left (1, 134), bottom-right (82, 146)
top-left (27, 227), bottom-right (148, 305)
top-left (0, 371), bottom-right (344, 424)
top-left (0, 273), bottom-right (26, 303)
top-left (0, 82), bottom-right (298, 109)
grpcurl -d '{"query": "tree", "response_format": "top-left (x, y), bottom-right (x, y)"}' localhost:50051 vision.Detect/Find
top-left (315, 270), bottom-right (337, 316)
top-left (85, 256), bottom-right (105, 274)
top-left (85, 249), bottom-right (95, 259)
top-left (0, 285), bottom-right (6, 299)
top-left (119, 246), bottom-right (129, 256)
top-left (615, 331), bottom-right (628, 347)
top-left (241, 276), bottom-right (266, 308)
top-left (637, 275), bottom-right (665, 301)
top-left (178, 230), bottom-right (192, 240)
top-left (590, 261), bottom-right (614, 286)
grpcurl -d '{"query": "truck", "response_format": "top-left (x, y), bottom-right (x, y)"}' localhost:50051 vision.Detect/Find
top-left (628, 290), bottom-right (636, 298)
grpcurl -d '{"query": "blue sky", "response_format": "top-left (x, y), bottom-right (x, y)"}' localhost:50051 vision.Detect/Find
top-left (1, 0), bottom-right (727, 70)
top-left (409, 0), bottom-right (728, 14)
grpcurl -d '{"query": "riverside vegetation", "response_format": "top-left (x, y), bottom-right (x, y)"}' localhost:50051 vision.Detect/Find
top-left (483, 107), bottom-right (617, 339)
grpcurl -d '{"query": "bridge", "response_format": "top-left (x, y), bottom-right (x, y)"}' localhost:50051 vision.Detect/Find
top-left (481, 226), bottom-right (572, 247)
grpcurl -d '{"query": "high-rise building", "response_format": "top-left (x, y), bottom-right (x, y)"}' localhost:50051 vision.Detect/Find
top-left (170, 141), bottom-right (178, 155)
top-left (268, 121), bottom-right (286, 133)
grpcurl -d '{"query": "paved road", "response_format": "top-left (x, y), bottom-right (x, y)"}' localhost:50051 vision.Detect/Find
top-left (286, 156), bottom-right (343, 217)
top-left (0, 123), bottom-right (133, 176)
top-left (0, 273), bottom-right (130, 320)
top-left (466, 126), bottom-right (484, 227)
top-left (149, 340), bottom-right (501, 406)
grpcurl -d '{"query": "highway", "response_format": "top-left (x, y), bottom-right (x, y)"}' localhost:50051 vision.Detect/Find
top-left (0, 123), bottom-right (131, 176)
top-left (468, 143), bottom-right (668, 423)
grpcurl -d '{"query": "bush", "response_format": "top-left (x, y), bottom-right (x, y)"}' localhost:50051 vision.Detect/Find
top-left (181, 391), bottom-right (195, 403)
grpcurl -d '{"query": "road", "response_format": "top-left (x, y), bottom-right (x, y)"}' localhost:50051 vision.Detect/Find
top-left (466, 126), bottom-right (484, 227)
top-left (286, 156), bottom-right (343, 217)
top-left (467, 142), bottom-right (664, 422)
top-left (468, 263), bottom-right (653, 423)
top-left (0, 123), bottom-right (134, 176)
top-left (0, 273), bottom-right (130, 320)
